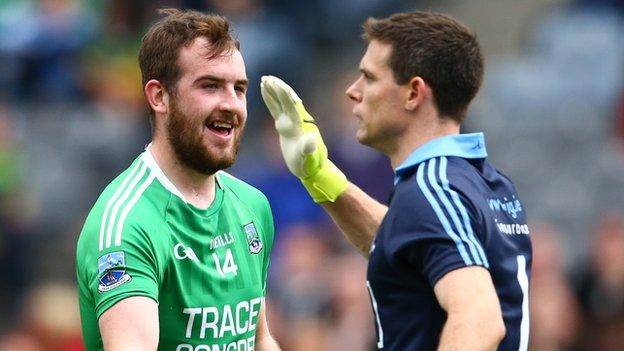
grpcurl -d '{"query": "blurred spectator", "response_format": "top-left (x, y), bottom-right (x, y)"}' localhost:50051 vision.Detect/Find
top-left (269, 224), bottom-right (333, 350)
top-left (324, 251), bottom-right (375, 350)
top-left (574, 0), bottom-right (624, 13)
top-left (0, 109), bottom-right (37, 330)
top-left (0, 282), bottom-right (83, 351)
top-left (529, 222), bottom-right (581, 351)
top-left (271, 0), bottom-right (409, 50)
top-left (0, 330), bottom-right (42, 351)
top-left (21, 282), bottom-right (83, 351)
top-left (574, 212), bottom-right (624, 351)
top-left (0, 106), bottom-right (23, 195)
top-left (614, 88), bottom-right (624, 151)
top-left (0, 0), bottom-right (97, 102)
top-left (268, 223), bottom-right (376, 350)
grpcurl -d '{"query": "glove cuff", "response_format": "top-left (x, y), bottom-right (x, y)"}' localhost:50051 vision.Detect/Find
top-left (301, 160), bottom-right (348, 203)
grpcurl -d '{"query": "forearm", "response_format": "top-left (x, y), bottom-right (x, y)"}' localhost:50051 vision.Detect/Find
top-left (321, 182), bottom-right (388, 256)
top-left (437, 315), bottom-right (503, 351)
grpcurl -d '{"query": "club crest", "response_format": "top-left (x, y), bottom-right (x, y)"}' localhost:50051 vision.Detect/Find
top-left (244, 222), bottom-right (263, 254)
top-left (98, 251), bottom-right (132, 292)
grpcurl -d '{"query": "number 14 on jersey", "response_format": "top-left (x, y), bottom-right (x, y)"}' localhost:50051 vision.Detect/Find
top-left (212, 248), bottom-right (238, 277)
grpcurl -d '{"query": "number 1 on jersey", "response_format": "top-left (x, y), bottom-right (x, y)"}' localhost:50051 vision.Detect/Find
top-left (367, 281), bottom-right (384, 348)
top-left (517, 255), bottom-right (529, 351)
top-left (212, 248), bottom-right (238, 277)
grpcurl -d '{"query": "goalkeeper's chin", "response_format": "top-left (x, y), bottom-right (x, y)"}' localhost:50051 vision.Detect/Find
top-left (355, 128), bottom-right (371, 146)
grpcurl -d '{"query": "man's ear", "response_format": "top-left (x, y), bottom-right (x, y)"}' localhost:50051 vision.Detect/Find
top-left (144, 79), bottom-right (169, 115)
top-left (405, 76), bottom-right (428, 111)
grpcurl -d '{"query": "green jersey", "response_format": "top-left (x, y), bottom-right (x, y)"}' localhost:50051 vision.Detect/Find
top-left (76, 148), bottom-right (275, 351)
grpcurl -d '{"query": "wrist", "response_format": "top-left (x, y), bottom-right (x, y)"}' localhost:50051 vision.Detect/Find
top-left (301, 160), bottom-right (348, 203)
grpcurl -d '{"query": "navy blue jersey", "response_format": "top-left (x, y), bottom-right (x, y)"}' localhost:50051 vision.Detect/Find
top-left (366, 133), bottom-right (532, 350)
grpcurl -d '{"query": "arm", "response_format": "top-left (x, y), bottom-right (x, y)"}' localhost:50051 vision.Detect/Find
top-left (261, 76), bottom-right (384, 255)
top-left (99, 296), bottom-right (159, 351)
top-left (255, 303), bottom-right (281, 351)
top-left (321, 183), bottom-right (387, 256)
top-left (434, 266), bottom-right (506, 351)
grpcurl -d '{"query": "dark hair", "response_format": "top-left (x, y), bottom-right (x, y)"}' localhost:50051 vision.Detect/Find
top-left (363, 11), bottom-right (483, 122)
top-left (139, 8), bottom-right (240, 119)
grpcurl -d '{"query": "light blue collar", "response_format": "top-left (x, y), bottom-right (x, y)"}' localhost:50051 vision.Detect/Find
top-left (394, 133), bottom-right (487, 184)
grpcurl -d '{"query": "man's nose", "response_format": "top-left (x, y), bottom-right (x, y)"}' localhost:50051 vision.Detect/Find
top-left (218, 87), bottom-right (245, 114)
top-left (346, 79), bottom-right (362, 102)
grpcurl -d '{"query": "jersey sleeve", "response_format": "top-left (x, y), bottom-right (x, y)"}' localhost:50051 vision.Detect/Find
top-left (385, 165), bottom-right (489, 287)
top-left (77, 221), bottom-right (162, 319)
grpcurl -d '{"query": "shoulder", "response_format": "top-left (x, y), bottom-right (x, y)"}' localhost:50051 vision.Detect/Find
top-left (390, 157), bottom-right (484, 227)
top-left (78, 158), bottom-right (169, 257)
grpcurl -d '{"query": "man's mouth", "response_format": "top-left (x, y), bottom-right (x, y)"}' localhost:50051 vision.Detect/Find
top-left (206, 120), bottom-right (233, 137)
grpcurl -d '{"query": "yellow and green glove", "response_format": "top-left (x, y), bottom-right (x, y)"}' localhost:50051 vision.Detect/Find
top-left (260, 75), bottom-right (348, 203)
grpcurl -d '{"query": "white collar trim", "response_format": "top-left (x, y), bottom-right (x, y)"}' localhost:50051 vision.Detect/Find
top-left (142, 143), bottom-right (223, 202)
top-left (142, 143), bottom-right (186, 201)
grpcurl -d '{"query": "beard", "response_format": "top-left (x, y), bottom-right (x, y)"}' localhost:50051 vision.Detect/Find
top-left (166, 97), bottom-right (244, 175)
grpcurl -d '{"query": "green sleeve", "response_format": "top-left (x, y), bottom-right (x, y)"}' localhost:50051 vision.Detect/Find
top-left (79, 222), bottom-right (162, 319)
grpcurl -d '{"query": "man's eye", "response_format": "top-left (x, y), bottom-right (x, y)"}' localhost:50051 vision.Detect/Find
top-left (235, 86), bottom-right (247, 94)
top-left (202, 83), bottom-right (218, 90)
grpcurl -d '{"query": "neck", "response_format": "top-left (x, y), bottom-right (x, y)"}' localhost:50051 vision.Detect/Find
top-left (389, 116), bottom-right (460, 169)
top-left (150, 139), bottom-right (217, 209)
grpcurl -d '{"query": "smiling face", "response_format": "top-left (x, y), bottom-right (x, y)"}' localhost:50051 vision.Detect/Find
top-left (345, 40), bottom-right (410, 154)
top-left (165, 37), bottom-right (248, 175)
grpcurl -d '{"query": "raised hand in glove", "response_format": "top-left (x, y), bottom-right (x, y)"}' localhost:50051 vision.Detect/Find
top-left (260, 75), bottom-right (348, 203)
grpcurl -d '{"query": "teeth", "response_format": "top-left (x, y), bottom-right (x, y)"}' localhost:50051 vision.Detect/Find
top-left (212, 121), bottom-right (232, 129)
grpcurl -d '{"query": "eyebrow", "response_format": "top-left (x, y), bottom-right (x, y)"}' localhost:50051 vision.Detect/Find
top-left (193, 74), bottom-right (249, 88)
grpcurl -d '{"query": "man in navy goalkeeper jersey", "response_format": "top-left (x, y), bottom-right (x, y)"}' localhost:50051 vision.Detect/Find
top-left (260, 10), bottom-right (532, 351)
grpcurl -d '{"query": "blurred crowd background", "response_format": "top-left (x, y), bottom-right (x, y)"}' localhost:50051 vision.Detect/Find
top-left (0, 0), bottom-right (624, 350)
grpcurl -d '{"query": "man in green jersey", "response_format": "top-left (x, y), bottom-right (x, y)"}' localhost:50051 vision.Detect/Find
top-left (76, 9), bottom-right (280, 351)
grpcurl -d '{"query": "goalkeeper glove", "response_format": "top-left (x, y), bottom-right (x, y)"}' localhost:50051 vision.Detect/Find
top-left (260, 75), bottom-right (348, 203)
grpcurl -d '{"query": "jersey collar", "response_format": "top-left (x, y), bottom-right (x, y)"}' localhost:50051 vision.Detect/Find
top-left (142, 143), bottom-right (223, 203)
top-left (394, 133), bottom-right (487, 184)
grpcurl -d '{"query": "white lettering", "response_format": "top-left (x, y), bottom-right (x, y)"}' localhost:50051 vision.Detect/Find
top-left (175, 243), bottom-right (187, 259)
top-left (219, 304), bottom-right (236, 338)
top-left (236, 339), bottom-right (247, 351)
top-left (183, 298), bottom-right (263, 342)
top-left (235, 301), bottom-right (249, 335)
top-left (210, 232), bottom-right (236, 250)
top-left (248, 298), bottom-right (262, 332)
top-left (175, 338), bottom-right (256, 351)
top-left (184, 308), bottom-right (202, 338)
top-left (496, 222), bottom-right (530, 236)
top-left (200, 307), bottom-right (219, 339)
top-left (175, 243), bottom-right (199, 262)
